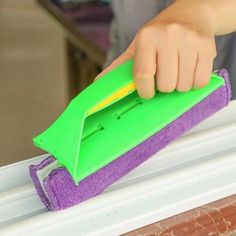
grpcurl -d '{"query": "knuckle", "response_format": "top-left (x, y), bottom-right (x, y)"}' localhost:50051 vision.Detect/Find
top-left (138, 26), bottom-right (156, 40)
top-left (134, 70), bottom-right (152, 81)
top-left (183, 31), bottom-right (204, 47)
top-left (167, 23), bottom-right (183, 33)
top-left (166, 24), bottom-right (201, 45)
top-left (191, 30), bottom-right (210, 42)
top-left (186, 31), bottom-right (200, 42)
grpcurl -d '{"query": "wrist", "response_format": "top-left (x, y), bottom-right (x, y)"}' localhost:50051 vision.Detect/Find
top-left (173, 0), bottom-right (217, 35)
top-left (203, 0), bottom-right (218, 35)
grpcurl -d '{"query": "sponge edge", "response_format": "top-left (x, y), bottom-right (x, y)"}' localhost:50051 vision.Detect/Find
top-left (29, 70), bottom-right (231, 210)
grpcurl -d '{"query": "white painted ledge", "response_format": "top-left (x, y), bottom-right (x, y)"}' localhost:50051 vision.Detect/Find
top-left (0, 101), bottom-right (236, 236)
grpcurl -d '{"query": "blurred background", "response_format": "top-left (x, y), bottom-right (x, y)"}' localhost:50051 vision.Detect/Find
top-left (1, 0), bottom-right (235, 167)
top-left (0, 0), bottom-right (112, 166)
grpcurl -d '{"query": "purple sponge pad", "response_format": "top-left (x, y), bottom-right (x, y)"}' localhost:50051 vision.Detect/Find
top-left (29, 70), bottom-right (231, 210)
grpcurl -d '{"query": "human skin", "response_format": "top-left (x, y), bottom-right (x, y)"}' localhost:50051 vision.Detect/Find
top-left (96, 0), bottom-right (236, 99)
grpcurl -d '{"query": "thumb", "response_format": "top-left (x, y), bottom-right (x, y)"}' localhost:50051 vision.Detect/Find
top-left (95, 47), bottom-right (135, 81)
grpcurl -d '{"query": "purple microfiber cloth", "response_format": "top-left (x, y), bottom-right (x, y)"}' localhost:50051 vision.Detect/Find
top-left (29, 70), bottom-right (231, 210)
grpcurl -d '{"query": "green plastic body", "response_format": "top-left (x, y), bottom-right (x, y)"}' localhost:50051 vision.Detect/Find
top-left (33, 60), bottom-right (225, 184)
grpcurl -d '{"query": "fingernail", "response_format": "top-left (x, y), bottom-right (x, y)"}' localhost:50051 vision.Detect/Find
top-left (135, 79), bottom-right (155, 99)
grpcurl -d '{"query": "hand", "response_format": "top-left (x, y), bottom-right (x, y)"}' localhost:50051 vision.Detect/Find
top-left (96, 0), bottom-right (217, 99)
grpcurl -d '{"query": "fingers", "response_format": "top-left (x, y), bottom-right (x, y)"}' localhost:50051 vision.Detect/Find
top-left (96, 24), bottom-right (216, 99)
top-left (194, 54), bottom-right (214, 89)
top-left (156, 48), bottom-right (178, 93)
top-left (177, 51), bottom-right (197, 92)
top-left (193, 35), bottom-right (216, 89)
top-left (133, 29), bottom-right (157, 99)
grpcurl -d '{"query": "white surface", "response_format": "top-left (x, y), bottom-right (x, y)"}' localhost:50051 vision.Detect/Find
top-left (0, 101), bottom-right (236, 236)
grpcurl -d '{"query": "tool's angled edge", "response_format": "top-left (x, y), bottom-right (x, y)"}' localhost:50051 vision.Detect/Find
top-left (33, 60), bottom-right (135, 182)
top-left (33, 105), bottom-right (86, 181)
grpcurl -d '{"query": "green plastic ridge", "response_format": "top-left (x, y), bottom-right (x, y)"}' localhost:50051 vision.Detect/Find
top-left (33, 59), bottom-right (225, 184)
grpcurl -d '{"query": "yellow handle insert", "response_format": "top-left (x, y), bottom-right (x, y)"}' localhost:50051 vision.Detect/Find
top-left (87, 82), bottom-right (136, 116)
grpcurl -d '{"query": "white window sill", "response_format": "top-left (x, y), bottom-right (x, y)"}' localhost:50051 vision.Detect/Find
top-left (0, 101), bottom-right (236, 236)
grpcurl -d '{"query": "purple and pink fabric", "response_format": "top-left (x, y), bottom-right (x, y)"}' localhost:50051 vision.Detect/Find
top-left (29, 70), bottom-right (231, 211)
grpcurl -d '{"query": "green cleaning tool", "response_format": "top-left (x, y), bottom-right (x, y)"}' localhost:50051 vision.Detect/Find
top-left (33, 59), bottom-right (225, 184)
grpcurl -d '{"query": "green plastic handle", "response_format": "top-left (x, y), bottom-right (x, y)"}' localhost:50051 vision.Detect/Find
top-left (33, 59), bottom-right (225, 184)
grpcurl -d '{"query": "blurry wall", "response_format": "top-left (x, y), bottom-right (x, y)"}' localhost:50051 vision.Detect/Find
top-left (0, 0), bottom-right (68, 166)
